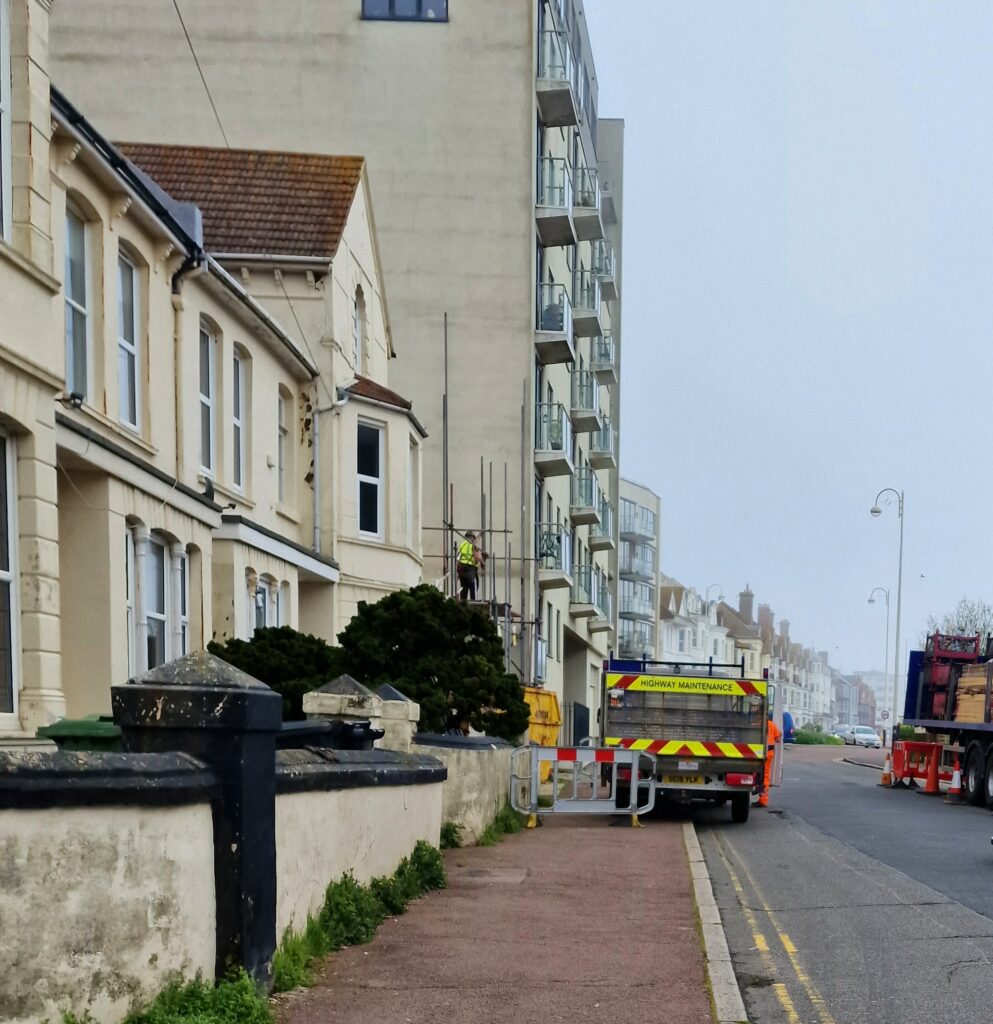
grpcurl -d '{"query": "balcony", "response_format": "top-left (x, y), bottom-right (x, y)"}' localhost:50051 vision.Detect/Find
top-left (534, 401), bottom-right (573, 478)
top-left (571, 268), bottom-right (602, 337)
top-left (601, 177), bottom-right (618, 224)
top-left (536, 522), bottom-right (572, 590)
top-left (619, 542), bottom-right (656, 582)
top-left (535, 282), bottom-right (575, 365)
top-left (618, 623), bottom-right (655, 659)
top-left (536, 30), bottom-right (579, 128)
top-left (619, 582), bottom-right (655, 622)
top-left (570, 369), bottom-right (602, 433)
top-left (592, 334), bottom-right (617, 386)
top-left (589, 416), bottom-right (616, 471)
top-left (569, 563), bottom-right (598, 618)
top-left (590, 583), bottom-right (613, 634)
top-left (620, 505), bottom-right (656, 543)
top-left (592, 239), bottom-right (617, 300)
top-left (536, 156), bottom-right (576, 248)
top-left (572, 167), bottom-right (604, 242)
top-left (589, 498), bottom-right (615, 552)
top-left (569, 467), bottom-right (600, 526)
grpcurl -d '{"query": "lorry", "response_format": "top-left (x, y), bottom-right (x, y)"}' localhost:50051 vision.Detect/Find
top-left (902, 632), bottom-right (993, 804)
top-left (600, 655), bottom-right (774, 823)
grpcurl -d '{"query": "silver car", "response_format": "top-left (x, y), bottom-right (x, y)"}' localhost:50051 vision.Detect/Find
top-left (851, 726), bottom-right (882, 749)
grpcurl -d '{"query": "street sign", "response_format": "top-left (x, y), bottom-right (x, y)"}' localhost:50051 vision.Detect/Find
top-left (881, 710), bottom-right (890, 720)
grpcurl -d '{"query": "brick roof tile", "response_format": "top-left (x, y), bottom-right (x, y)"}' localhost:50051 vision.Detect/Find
top-left (118, 144), bottom-right (364, 259)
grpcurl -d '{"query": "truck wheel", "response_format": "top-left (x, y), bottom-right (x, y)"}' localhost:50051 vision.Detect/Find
top-left (981, 750), bottom-right (993, 809)
top-left (964, 744), bottom-right (986, 806)
top-left (731, 794), bottom-right (750, 823)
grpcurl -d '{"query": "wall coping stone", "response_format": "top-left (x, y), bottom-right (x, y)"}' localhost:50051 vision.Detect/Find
top-left (276, 746), bottom-right (446, 795)
top-left (0, 750), bottom-right (217, 809)
top-left (413, 733), bottom-right (512, 751)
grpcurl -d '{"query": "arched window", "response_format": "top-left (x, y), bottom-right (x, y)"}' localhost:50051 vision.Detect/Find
top-left (352, 286), bottom-right (366, 371)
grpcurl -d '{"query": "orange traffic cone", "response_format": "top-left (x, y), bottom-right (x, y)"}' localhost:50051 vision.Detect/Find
top-left (879, 751), bottom-right (893, 787)
top-left (923, 747), bottom-right (941, 796)
top-left (946, 757), bottom-right (963, 801)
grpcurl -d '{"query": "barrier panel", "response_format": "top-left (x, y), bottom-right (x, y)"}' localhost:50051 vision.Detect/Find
top-left (510, 745), bottom-right (656, 820)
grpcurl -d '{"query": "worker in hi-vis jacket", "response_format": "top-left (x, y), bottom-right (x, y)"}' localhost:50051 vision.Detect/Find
top-left (759, 712), bottom-right (782, 808)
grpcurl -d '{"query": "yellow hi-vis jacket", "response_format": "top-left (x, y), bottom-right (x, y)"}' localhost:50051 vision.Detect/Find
top-left (458, 540), bottom-right (476, 566)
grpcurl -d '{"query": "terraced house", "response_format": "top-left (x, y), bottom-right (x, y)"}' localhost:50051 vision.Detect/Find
top-left (0, 0), bottom-right (423, 742)
top-left (50, 0), bottom-right (625, 720)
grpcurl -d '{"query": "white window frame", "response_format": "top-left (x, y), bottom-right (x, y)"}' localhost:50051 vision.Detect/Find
top-left (65, 205), bottom-right (90, 399)
top-left (352, 287), bottom-right (364, 370)
top-left (145, 536), bottom-right (168, 671)
top-left (117, 249), bottom-right (141, 430)
top-left (0, 0), bottom-right (11, 242)
top-left (0, 432), bottom-right (19, 724)
top-left (277, 391), bottom-right (288, 503)
top-left (232, 351), bottom-right (245, 490)
top-left (199, 323), bottom-right (216, 476)
top-left (179, 551), bottom-right (189, 655)
top-left (125, 530), bottom-right (136, 677)
top-left (356, 420), bottom-right (384, 539)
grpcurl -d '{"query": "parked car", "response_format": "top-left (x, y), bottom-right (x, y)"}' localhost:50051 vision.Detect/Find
top-left (835, 724), bottom-right (855, 743)
top-left (851, 725), bottom-right (882, 749)
top-left (782, 711), bottom-right (795, 744)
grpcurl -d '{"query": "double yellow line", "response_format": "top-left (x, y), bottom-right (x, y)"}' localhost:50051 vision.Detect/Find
top-left (715, 835), bottom-right (837, 1024)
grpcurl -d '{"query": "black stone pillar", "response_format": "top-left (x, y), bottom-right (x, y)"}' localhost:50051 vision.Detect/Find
top-left (112, 651), bottom-right (282, 987)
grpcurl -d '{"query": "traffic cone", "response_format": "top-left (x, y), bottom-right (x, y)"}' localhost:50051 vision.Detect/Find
top-left (923, 747), bottom-right (941, 796)
top-left (946, 757), bottom-right (963, 802)
top-left (879, 751), bottom-right (893, 787)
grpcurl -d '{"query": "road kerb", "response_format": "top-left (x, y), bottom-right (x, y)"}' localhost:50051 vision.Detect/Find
top-left (841, 757), bottom-right (882, 770)
top-left (683, 822), bottom-right (750, 1024)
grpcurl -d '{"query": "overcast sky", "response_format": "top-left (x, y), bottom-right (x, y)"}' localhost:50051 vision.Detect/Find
top-left (585, 1), bottom-right (993, 678)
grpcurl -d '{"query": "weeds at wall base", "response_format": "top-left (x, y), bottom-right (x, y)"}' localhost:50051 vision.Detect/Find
top-left (477, 803), bottom-right (527, 846)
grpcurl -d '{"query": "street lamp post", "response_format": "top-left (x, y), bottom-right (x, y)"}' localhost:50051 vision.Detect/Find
top-left (869, 587), bottom-right (891, 744)
top-left (706, 583), bottom-right (724, 604)
top-left (870, 489), bottom-right (904, 748)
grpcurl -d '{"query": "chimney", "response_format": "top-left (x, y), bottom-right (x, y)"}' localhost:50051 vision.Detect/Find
top-left (738, 585), bottom-right (754, 624)
top-left (779, 619), bottom-right (790, 642)
top-left (758, 603), bottom-right (774, 630)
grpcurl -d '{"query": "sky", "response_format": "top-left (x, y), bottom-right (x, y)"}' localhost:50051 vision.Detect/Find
top-left (584, 1), bottom-right (993, 677)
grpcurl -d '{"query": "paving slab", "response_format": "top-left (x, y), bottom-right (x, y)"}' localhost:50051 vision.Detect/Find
top-left (275, 816), bottom-right (713, 1024)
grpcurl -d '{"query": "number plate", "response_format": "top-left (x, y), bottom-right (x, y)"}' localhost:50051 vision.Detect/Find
top-left (662, 774), bottom-right (703, 786)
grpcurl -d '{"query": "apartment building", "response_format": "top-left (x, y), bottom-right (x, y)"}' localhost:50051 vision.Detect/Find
top-left (618, 478), bottom-right (660, 660)
top-left (49, 0), bottom-right (624, 714)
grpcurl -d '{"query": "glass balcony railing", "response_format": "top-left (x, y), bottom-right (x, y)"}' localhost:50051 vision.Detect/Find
top-left (620, 505), bottom-right (657, 541)
top-left (538, 29), bottom-right (573, 84)
top-left (571, 466), bottom-right (600, 510)
top-left (595, 579), bottom-right (613, 621)
top-left (590, 498), bottom-right (613, 544)
top-left (592, 334), bottom-right (616, 375)
top-left (573, 267), bottom-right (601, 313)
top-left (535, 401), bottom-right (573, 456)
top-left (620, 542), bottom-right (656, 580)
top-left (573, 166), bottom-right (600, 211)
top-left (536, 281), bottom-right (573, 335)
top-left (571, 370), bottom-right (600, 417)
top-left (590, 417), bottom-right (615, 460)
top-left (535, 636), bottom-right (548, 682)
top-left (571, 563), bottom-right (595, 606)
top-left (619, 622), bottom-right (655, 658)
top-left (592, 238), bottom-right (615, 278)
top-left (536, 522), bottom-right (572, 573)
top-left (537, 156), bottom-right (573, 210)
top-left (619, 582), bottom-right (655, 620)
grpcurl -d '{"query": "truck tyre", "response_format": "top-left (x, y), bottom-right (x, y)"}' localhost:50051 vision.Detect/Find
top-left (983, 753), bottom-right (993, 809)
top-left (964, 743), bottom-right (986, 806)
top-left (731, 794), bottom-right (750, 823)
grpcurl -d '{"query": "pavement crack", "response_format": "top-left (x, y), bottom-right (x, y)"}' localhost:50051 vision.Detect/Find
top-left (945, 957), bottom-right (993, 981)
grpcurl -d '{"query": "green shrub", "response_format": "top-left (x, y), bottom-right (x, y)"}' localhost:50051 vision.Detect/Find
top-left (440, 821), bottom-right (463, 849)
top-left (320, 873), bottom-right (385, 949)
top-left (123, 972), bottom-right (273, 1024)
top-left (476, 802), bottom-right (527, 846)
top-left (411, 840), bottom-right (447, 892)
top-left (370, 874), bottom-right (408, 916)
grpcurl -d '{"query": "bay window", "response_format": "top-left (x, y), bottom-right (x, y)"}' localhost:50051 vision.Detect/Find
top-left (357, 421), bottom-right (384, 537)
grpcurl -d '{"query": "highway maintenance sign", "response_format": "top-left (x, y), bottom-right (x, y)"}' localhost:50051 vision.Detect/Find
top-left (604, 672), bottom-right (767, 698)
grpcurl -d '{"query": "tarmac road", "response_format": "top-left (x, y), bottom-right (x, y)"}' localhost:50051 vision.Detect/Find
top-left (694, 745), bottom-right (993, 1024)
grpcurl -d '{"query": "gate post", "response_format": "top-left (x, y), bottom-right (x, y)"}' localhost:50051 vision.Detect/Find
top-left (112, 651), bottom-right (282, 988)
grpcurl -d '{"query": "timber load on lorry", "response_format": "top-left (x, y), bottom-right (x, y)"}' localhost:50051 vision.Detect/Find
top-left (900, 632), bottom-right (993, 805)
top-left (601, 656), bottom-right (775, 823)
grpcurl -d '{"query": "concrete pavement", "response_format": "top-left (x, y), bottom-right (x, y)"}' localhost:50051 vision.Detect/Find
top-left (276, 816), bottom-right (715, 1024)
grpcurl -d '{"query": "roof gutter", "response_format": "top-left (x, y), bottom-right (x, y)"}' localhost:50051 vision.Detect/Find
top-left (205, 256), bottom-right (318, 378)
top-left (346, 391), bottom-right (428, 439)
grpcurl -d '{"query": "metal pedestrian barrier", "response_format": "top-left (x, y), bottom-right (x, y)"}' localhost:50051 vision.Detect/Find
top-left (511, 744), bottom-right (657, 827)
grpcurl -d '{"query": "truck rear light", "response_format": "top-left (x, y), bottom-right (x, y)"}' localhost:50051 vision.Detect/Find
top-left (726, 773), bottom-right (755, 787)
top-left (617, 767), bottom-right (632, 782)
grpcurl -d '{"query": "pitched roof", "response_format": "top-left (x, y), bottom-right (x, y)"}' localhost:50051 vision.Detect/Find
top-left (348, 375), bottom-right (412, 411)
top-left (716, 602), bottom-right (761, 641)
top-left (117, 143), bottom-right (364, 259)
